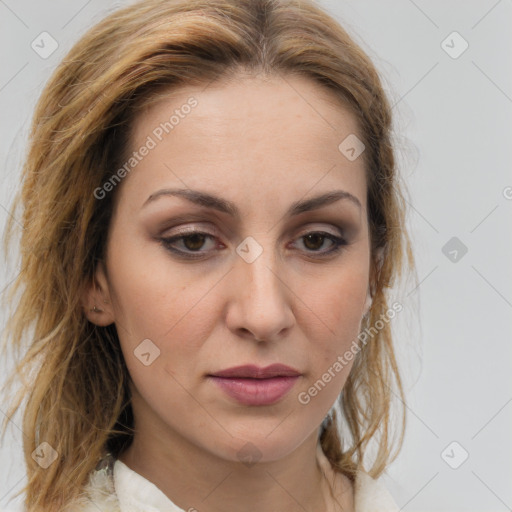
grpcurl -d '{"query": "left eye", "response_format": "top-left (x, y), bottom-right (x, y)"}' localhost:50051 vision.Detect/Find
top-left (293, 231), bottom-right (346, 254)
top-left (160, 230), bottom-right (346, 259)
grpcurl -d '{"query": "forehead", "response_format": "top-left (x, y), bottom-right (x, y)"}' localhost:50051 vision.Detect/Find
top-left (119, 73), bottom-right (367, 213)
top-left (132, 73), bottom-right (361, 145)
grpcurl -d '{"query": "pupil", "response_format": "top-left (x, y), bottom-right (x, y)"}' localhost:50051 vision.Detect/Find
top-left (304, 233), bottom-right (323, 250)
top-left (184, 234), bottom-right (205, 251)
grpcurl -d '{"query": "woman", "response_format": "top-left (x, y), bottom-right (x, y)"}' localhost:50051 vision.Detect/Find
top-left (1, 0), bottom-right (415, 510)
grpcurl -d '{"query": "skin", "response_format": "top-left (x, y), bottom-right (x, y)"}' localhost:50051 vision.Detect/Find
top-left (83, 71), bottom-right (373, 512)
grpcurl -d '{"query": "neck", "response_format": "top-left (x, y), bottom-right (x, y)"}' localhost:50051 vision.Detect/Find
top-left (119, 423), bottom-right (353, 512)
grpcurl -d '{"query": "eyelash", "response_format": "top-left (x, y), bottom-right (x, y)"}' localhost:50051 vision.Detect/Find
top-left (159, 229), bottom-right (347, 260)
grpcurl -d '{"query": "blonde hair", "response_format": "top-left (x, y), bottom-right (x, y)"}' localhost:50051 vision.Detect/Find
top-left (1, 0), bottom-right (415, 510)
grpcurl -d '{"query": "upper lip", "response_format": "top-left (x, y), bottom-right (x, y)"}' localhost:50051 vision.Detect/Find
top-left (209, 364), bottom-right (301, 379)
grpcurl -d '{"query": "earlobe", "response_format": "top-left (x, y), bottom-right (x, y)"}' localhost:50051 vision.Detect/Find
top-left (81, 261), bottom-right (115, 326)
top-left (371, 246), bottom-right (384, 290)
top-left (364, 246), bottom-right (385, 318)
top-left (374, 246), bottom-right (385, 269)
top-left (362, 290), bottom-right (372, 317)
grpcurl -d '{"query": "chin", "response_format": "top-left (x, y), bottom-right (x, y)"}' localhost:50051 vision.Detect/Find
top-left (205, 419), bottom-right (316, 465)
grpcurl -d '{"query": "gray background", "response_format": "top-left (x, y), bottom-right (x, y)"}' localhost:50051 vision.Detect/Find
top-left (1, 1), bottom-right (511, 510)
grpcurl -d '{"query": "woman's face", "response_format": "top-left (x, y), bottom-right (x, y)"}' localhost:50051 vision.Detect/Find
top-left (87, 73), bottom-right (371, 463)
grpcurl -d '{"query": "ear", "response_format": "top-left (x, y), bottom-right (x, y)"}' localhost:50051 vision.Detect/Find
top-left (362, 290), bottom-right (372, 317)
top-left (81, 261), bottom-right (115, 326)
top-left (364, 246), bottom-right (385, 317)
top-left (372, 246), bottom-right (385, 286)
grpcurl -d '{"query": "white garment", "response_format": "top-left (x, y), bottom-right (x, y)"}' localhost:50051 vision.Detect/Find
top-left (78, 444), bottom-right (399, 511)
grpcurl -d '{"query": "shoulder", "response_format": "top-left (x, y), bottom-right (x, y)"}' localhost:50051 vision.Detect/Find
top-left (353, 470), bottom-right (400, 512)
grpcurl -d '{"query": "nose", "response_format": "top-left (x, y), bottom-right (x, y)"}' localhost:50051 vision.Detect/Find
top-left (224, 238), bottom-right (295, 343)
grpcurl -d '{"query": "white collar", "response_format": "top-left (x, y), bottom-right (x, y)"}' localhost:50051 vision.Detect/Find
top-left (114, 457), bottom-right (184, 512)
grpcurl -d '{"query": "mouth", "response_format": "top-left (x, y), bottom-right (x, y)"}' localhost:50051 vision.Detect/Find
top-left (207, 364), bottom-right (302, 406)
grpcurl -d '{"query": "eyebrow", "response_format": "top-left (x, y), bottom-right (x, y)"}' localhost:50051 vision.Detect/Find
top-left (142, 187), bottom-right (362, 217)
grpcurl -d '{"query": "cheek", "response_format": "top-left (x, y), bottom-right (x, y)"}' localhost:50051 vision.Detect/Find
top-left (106, 232), bottom-right (203, 338)
top-left (299, 264), bottom-right (368, 344)
top-left (105, 236), bottom-right (225, 384)
top-left (294, 261), bottom-right (368, 399)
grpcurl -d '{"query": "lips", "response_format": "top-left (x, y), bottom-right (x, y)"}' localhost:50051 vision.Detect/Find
top-left (210, 364), bottom-right (301, 379)
top-left (208, 364), bottom-right (301, 406)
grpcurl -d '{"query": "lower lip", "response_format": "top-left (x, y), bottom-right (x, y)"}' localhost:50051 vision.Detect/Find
top-left (208, 376), bottom-right (300, 405)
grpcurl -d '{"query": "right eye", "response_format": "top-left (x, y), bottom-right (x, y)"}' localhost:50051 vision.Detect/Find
top-left (160, 230), bottom-right (221, 259)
